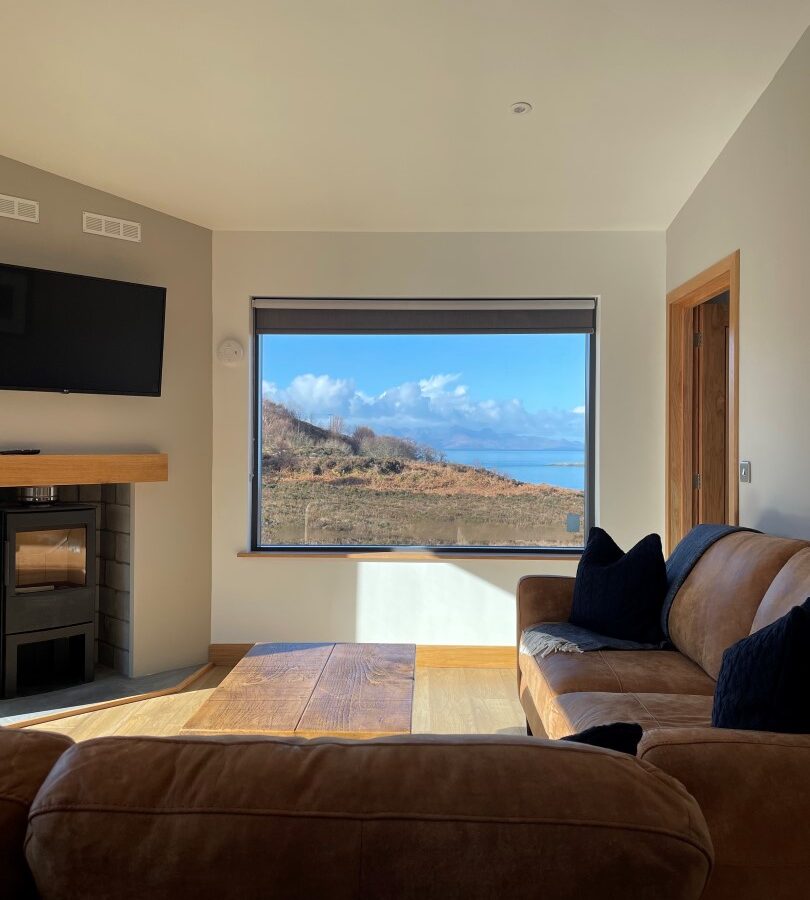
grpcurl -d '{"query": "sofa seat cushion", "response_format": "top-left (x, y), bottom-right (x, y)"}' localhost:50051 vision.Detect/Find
top-left (518, 648), bottom-right (715, 728)
top-left (545, 692), bottom-right (713, 740)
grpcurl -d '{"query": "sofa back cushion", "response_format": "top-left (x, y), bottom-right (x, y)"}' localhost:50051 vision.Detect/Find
top-left (0, 728), bottom-right (73, 899)
top-left (751, 547), bottom-right (810, 633)
top-left (668, 532), bottom-right (807, 679)
top-left (27, 733), bottom-right (713, 900)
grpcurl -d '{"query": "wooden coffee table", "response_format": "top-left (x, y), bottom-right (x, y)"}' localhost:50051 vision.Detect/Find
top-left (182, 642), bottom-right (416, 738)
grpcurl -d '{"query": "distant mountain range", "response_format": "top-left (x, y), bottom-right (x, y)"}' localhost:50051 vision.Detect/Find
top-left (386, 425), bottom-right (584, 452)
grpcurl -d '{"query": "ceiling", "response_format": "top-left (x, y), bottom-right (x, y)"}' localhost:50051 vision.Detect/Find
top-left (1, 2), bottom-right (808, 231)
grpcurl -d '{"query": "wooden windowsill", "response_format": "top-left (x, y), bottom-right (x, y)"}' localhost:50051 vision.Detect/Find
top-left (237, 549), bottom-right (582, 561)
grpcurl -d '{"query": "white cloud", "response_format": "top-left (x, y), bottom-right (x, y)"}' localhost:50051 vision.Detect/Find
top-left (265, 370), bottom-right (585, 443)
top-left (264, 373), bottom-right (355, 416)
top-left (418, 373), bottom-right (461, 397)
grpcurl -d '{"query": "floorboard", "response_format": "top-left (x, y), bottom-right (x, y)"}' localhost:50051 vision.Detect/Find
top-left (0, 664), bottom-right (204, 726)
top-left (26, 664), bottom-right (525, 741)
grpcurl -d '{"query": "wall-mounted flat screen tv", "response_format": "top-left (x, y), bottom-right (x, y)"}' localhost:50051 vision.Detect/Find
top-left (0, 263), bottom-right (166, 396)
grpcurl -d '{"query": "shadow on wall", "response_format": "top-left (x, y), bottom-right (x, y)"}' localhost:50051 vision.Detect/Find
top-left (304, 563), bottom-right (361, 645)
top-left (219, 554), bottom-right (576, 647)
top-left (235, 557), bottom-right (361, 645)
top-left (753, 509), bottom-right (810, 543)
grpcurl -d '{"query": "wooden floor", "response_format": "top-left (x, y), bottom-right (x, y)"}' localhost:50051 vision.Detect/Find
top-left (26, 664), bottom-right (525, 741)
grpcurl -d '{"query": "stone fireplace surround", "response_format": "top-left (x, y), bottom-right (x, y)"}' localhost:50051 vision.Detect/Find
top-left (60, 484), bottom-right (132, 675)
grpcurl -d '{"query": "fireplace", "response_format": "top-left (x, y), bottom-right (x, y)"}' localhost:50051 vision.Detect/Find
top-left (0, 501), bottom-right (96, 697)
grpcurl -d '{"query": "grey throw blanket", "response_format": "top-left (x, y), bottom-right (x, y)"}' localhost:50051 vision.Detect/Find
top-left (520, 622), bottom-right (664, 658)
top-left (520, 524), bottom-right (758, 658)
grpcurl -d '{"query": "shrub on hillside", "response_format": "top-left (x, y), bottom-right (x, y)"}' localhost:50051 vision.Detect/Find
top-left (262, 400), bottom-right (443, 465)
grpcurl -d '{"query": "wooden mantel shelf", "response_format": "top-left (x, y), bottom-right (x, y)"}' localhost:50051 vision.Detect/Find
top-left (0, 453), bottom-right (168, 488)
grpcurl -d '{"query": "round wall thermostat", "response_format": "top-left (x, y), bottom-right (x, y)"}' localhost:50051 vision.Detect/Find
top-left (217, 339), bottom-right (245, 366)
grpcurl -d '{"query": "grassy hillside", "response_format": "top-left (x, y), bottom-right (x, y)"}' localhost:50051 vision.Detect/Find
top-left (260, 401), bottom-right (584, 547)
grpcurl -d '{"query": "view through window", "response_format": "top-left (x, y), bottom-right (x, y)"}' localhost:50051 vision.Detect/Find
top-left (255, 321), bottom-right (591, 551)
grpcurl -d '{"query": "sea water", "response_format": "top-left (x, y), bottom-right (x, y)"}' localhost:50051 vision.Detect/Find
top-left (442, 448), bottom-right (585, 490)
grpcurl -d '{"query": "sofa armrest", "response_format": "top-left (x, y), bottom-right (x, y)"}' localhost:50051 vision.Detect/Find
top-left (516, 575), bottom-right (575, 637)
top-left (516, 576), bottom-right (575, 690)
top-left (638, 727), bottom-right (810, 899)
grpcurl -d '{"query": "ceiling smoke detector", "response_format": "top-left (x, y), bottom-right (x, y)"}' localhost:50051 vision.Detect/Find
top-left (510, 101), bottom-right (533, 115)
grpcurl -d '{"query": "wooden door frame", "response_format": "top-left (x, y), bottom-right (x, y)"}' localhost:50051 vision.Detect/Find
top-left (666, 250), bottom-right (739, 552)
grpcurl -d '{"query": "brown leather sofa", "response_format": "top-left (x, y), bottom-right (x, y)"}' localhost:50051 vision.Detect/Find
top-left (517, 532), bottom-right (810, 900)
top-left (2, 728), bottom-right (713, 899)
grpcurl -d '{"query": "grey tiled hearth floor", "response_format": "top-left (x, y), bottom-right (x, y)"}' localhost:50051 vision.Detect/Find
top-left (0, 664), bottom-right (202, 726)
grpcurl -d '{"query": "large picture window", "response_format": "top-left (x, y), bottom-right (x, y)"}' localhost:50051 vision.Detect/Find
top-left (252, 300), bottom-right (595, 554)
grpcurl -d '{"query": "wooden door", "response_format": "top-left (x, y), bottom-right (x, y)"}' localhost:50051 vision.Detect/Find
top-left (666, 251), bottom-right (739, 552)
top-left (692, 294), bottom-right (730, 524)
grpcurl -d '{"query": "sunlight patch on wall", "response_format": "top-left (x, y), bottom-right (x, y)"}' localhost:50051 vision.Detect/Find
top-left (353, 558), bottom-right (575, 645)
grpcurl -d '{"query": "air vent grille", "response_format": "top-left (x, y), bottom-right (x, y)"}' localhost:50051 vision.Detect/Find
top-left (83, 211), bottom-right (141, 242)
top-left (0, 193), bottom-right (40, 223)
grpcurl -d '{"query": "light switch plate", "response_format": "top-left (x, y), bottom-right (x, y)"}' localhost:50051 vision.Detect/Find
top-left (740, 461), bottom-right (751, 483)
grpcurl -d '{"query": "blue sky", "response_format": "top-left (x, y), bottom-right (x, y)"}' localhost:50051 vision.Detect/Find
top-left (261, 333), bottom-right (586, 443)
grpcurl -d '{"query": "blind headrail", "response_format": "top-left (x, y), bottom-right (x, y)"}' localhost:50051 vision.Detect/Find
top-left (253, 297), bottom-right (596, 334)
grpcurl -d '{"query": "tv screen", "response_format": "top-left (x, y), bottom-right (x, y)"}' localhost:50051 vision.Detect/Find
top-left (0, 263), bottom-right (166, 396)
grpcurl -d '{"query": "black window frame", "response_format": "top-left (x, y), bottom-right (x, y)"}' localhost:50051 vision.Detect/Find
top-left (250, 299), bottom-right (596, 557)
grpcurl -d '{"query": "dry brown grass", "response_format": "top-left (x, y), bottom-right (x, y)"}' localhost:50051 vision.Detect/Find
top-left (260, 477), bottom-right (583, 547)
top-left (259, 401), bottom-right (584, 547)
top-left (279, 457), bottom-right (577, 499)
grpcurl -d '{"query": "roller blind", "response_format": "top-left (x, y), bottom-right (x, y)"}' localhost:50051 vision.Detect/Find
top-left (253, 298), bottom-right (596, 334)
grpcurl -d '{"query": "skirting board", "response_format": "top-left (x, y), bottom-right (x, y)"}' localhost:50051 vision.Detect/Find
top-left (208, 644), bottom-right (515, 669)
top-left (415, 645), bottom-right (515, 668)
top-left (209, 644), bottom-right (255, 667)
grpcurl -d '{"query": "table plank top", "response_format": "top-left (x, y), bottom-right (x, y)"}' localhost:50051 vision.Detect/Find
top-left (182, 642), bottom-right (416, 738)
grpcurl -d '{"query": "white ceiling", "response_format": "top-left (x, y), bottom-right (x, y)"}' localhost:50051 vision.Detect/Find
top-left (1, 2), bottom-right (808, 231)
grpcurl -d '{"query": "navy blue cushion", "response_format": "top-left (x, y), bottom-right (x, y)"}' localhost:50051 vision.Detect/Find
top-left (562, 722), bottom-right (643, 756)
top-left (570, 527), bottom-right (667, 644)
top-left (712, 597), bottom-right (810, 733)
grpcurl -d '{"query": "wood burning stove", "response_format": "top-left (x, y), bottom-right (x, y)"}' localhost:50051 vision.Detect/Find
top-left (1, 502), bottom-right (96, 697)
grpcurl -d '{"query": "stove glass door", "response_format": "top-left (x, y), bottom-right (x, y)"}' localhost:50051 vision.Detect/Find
top-left (14, 527), bottom-right (88, 592)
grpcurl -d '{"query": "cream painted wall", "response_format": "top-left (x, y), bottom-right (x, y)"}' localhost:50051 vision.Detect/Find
top-left (667, 28), bottom-right (810, 540)
top-left (212, 231), bottom-right (665, 645)
top-left (0, 155), bottom-right (213, 675)
top-left (4, 20), bottom-right (806, 663)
